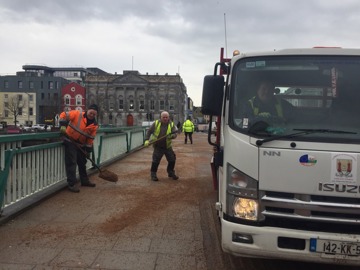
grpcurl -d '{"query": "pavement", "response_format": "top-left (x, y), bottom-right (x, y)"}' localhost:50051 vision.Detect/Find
top-left (0, 132), bottom-right (232, 270)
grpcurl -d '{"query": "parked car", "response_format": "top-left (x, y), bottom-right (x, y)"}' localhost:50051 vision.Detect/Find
top-left (141, 121), bottom-right (154, 127)
top-left (32, 124), bottom-right (46, 131)
top-left (6, 125), bottom-right (23, 134)
top-left (22, 125), bottom-right (33, 132)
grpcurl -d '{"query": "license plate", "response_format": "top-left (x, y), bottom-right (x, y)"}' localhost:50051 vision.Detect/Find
top-left (310, 238), bottom-right (360, 256)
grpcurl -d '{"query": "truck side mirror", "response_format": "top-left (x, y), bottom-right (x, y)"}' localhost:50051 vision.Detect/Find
top-left (201, 75), bottom-right (224, 116)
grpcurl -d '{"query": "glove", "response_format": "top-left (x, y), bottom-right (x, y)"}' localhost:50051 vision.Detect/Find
top-left (167, 134), bottom-right (175, 139)
top-left (144, 140), bottom-right (149, 147)
top-left (60, 126), bottom-right (67, 134)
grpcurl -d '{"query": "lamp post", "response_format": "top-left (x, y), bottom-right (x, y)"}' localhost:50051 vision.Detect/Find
top-left (25, 93), bottom-right (30, 126)
top-left (108, 109), bottom-right (113, 125)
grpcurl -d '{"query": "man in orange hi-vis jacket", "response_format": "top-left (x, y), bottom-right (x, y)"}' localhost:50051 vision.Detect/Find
top-left (59, 104), bottom-right (99, 193)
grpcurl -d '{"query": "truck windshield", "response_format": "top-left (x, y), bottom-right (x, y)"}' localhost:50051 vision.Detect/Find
top-left (229, 55), bottom-right (360, 143)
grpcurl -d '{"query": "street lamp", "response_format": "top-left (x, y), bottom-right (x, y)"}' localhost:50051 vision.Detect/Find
top-left (25, 93), bottom-right (31, 126)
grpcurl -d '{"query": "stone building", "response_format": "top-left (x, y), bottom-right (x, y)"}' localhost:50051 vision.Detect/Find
top-left (85, 70), bottom-right (188, 127)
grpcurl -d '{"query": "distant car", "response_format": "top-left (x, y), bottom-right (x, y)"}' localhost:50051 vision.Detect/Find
top-left (22, 125), bottom-right (33, 132)
top-left (141, 121), bottom-right (154, 127)
top-left (32, 124), bottom-right (46, 131)
top-left (6, 125), bottom-right (23, 134)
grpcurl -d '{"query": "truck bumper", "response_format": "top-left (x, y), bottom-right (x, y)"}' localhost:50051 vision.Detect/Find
top-left (221, 218), bottom-right (360, 266)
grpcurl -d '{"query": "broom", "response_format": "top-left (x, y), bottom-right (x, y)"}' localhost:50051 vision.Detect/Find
top-left (65, 135), bottom-right (119, 182)
top-left (146, 130), bottom-right (178, 147)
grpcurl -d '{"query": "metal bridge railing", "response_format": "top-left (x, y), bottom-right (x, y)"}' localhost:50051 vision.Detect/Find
top-left (0, 127), bottom-right (146, 218)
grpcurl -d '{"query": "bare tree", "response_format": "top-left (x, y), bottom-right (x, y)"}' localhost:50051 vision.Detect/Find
top-left (4, 94), bottom-right (27, 125)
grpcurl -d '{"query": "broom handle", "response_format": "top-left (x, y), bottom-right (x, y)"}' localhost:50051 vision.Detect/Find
top-left (148, 130), bottom-right (177, 146)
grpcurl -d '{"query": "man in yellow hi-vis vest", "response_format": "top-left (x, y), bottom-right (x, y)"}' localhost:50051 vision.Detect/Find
top-left (245, 81), bottom-right (294, 120)
top-left (182, 116), bottom-right (195, 144)
top-left (144, 111), bottom-right (178, 181)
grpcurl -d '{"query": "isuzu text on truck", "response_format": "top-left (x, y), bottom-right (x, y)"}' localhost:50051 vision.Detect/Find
top-left (202, 47), bottom-right (360, 266)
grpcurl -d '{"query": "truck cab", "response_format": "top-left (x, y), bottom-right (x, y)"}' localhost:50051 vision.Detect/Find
top-left (202, 48), bottom-right (360, 266)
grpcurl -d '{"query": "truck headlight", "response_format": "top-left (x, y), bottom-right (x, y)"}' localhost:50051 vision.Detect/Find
top-left (227, 164), bottom-right (260, 221)
top-left (233, 198), bottom-right (258, 220)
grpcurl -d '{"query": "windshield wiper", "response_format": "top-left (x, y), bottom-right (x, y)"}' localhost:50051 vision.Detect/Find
top-left (256, 128), bottom-right (357, 146)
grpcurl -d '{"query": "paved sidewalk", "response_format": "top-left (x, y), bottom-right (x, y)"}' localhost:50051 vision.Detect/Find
top-left (0, 132), bottom-right (230, 270)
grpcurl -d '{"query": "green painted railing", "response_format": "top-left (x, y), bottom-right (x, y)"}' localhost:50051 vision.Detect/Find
top-left (0, 127), bottom-right (146, 217)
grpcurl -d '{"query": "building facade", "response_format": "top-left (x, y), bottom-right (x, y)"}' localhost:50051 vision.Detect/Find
top-left (0, 66), bottom-right (189, 127)
top-left (61, 82), bottom-right (86, 112)
top-left (85, 70), bottom-right (188, 126)
top-left (0, 68), bottom-right (69, 125)
top-left (0, 92), bottom-right (36, 126)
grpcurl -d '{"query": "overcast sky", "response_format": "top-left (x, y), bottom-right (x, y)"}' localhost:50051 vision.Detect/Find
top-left (1, 0), bottom-right (360, 105)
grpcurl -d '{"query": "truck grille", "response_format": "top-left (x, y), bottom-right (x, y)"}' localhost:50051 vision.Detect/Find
top-left (260, 191), bottom-right (360, 233)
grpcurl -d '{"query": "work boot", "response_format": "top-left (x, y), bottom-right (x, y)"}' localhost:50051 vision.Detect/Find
top-left (81, 181), bottom-right (96, 187)
top-left (168, 171), bottom-right (179, 180)
top-left (151, 172), bottom-right (158, 181)
top-left (68, 185), bottom-right (80, 193)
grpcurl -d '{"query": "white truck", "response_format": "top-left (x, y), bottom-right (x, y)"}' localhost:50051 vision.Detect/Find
top-left (202, 47), bottom-right (360, 266)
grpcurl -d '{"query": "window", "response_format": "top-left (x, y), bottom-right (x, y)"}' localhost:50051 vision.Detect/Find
top-left (169, 100), bottom-right (175, 111)
top-left (64, 94), bottom-right (71, 105)
top-left (4, 94), bottom-right (8, 99)
top-left (150, 100), bottom-right (155, 110)
top-left (29, 107), bottom-right (33, 116)
top-left (109, 100), bottom-right (114, 111)
top-left (49, 81), bottom-right (54, 89)
top-left (129, 99), bottom-right (134, 110)
top-left (55, 81), bottom-right (59, 89)
top-left (4, 110), bottom-right (8, 117)
top-left (29, 81), bottom-right (34, 89)
top-left (18, 81), bottom-right (23, 89)
top-left (76, 95), bottom-right (82, 105)
top-left (19, 107), bottom-right (23, 115)
top-left (28, 94), bottom-right (33, 102)
top-left (4, 81), bottom-right (9, 88)
top-left (41, 81), bottom-right (44, 89)
top-left (119, 99), bottom-right (124, 110)
top-left (18, 94), bottom-right (23, 101)
top-left (139, 100), bottom-right (145, 110)
top-left (41, 93), bottom-right (45, 100)
top-left (160, 100), bottom-right (165, 110)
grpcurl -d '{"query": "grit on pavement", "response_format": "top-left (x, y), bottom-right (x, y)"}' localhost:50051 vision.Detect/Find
top-left (0, 132), bottom-right (232, 270)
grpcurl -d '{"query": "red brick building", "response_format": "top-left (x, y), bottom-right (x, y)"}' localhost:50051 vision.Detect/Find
top-left (61, 82), bottom-right (86, 112)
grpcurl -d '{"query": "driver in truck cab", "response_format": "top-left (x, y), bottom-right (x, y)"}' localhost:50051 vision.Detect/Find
top-left (244, 81), bottom-right (294, 120)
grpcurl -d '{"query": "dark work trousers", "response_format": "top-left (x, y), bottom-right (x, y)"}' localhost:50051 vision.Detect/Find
top-left (150, 146), bottom-right (176, 174)
top-left (184, 132), bottom-right (193, 144)
top-left (63, 140), bottom-right (89, 186)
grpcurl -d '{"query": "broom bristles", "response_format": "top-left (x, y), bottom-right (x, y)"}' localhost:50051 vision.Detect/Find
top-left (99, 169), bottom-right (118, 182)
